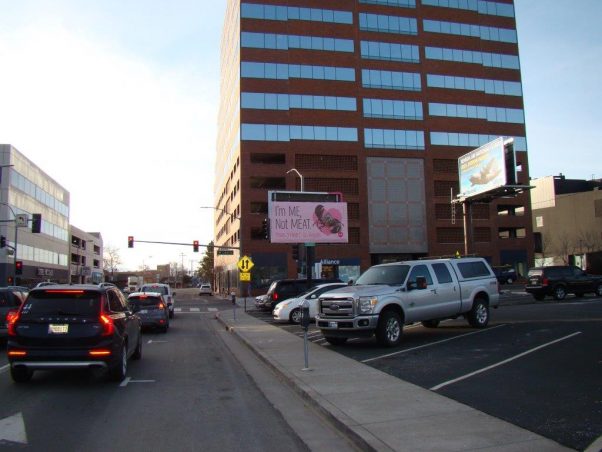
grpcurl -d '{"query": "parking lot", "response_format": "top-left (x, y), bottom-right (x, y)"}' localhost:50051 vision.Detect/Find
top-left (247, 291), bottom-right (602, 451)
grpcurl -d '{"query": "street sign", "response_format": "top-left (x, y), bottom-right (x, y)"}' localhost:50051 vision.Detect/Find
top-left (237, 255), bottom-right (254, 272)
top-left (217, 249), bottom-right (234, 255)
top-left (15, 214), bottom-right (28, 227)
top-left (239, 272), bottom-right (251, 282)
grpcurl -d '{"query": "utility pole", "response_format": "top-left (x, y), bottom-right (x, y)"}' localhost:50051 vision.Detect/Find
top-left (180, 252), bottom-right (186, 288)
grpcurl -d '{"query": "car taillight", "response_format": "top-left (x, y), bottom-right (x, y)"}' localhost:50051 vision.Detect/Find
top-left (99, 314), bottom-right (115, 336)
top-left (7, 310), bottom-right (19, 336)
top-left (272, 292), bottom-right (278, 301)
top-left (158, 302), bottom-right (165, 310)
top-left (542, 277), bottom-right (549, 286)
top-left (89, 349), bottom-right (111, 356)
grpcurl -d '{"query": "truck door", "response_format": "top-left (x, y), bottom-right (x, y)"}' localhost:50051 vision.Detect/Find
top-left (430, 262), bottom-right (462, 317)
top-left (404, 264), bottom-right (439, 322)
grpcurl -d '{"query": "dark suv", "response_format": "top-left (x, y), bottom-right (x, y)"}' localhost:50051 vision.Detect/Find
top-left (492, 265), bottom-right (518, 284)
top-left (525, 266), bottom-right (602, 301)
top-left (261, 278), bottom-right (342, 310)
top-left (6, 284), bottom-right (142, 383)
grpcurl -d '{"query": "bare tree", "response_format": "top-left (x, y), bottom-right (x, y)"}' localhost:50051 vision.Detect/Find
top-left (552, 231), bottom-right (572, 264)
top-left (103, 246), bottom-right (122, 280)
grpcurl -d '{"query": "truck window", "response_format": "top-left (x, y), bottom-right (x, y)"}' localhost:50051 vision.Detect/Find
top-left (407, 265), bottom-right (433, 286)
top-left (457, 261), bottom-right (491, 278)
top-left (431, 263), bottom-right (453, 283)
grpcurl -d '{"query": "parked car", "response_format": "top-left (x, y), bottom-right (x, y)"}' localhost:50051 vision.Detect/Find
top-left (6, 284), bottom-right (142, 382)
top-left (525, 265), bottom-right (602, 300)
top-left (492, 265), bottom-right (518, 284)
top-left (0, 288), bottom-right (27, 339)
top-left (139, 283), bottom-right (176, 319)
top-left (262, 278), bottom-right (342, 310)
top-left (127, 292), bottom-right (169, 333)
top-left (198, 283), bottom-right (212, 296)
top-left (273, 283), bottom-right (348, 324)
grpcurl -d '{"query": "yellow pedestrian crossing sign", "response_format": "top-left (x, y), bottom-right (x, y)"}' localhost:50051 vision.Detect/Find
top-left (237, 255), bottom-right (254, 272)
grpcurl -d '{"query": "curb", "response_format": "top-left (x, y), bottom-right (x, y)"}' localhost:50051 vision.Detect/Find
top-left (214, 312), bottom-right (384, 451)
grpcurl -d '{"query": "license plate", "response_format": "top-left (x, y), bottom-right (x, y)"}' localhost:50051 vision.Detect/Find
top-left (139, 309), bottom-right (148, 314)
top-left (329, 322), bottom-right (337, 328)
top-left (48, 324), bottom-right (69, 334)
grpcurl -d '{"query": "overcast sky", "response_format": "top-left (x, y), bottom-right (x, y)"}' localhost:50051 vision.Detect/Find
top-left (0, 0), bottom-right (599, 272)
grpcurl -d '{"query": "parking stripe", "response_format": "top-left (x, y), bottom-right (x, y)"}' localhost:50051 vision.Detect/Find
top-left (361, 324), bottom-right (507, 364)
top-left (430, 331), bottom-right (582, 391)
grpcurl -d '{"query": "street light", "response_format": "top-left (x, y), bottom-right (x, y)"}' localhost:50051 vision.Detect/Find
top-left (286, 168), bottom-right (304, 192)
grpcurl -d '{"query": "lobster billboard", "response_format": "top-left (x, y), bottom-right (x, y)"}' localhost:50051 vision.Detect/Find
top-left (268, 201), bottom-right (349, 244)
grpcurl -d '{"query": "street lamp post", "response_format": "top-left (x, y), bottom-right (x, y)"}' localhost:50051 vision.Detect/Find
top-left (286, 168), bottom-right (304, 192)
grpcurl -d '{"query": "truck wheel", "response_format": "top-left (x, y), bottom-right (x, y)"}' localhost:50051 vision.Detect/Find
top-left (553, 285), bottom-right (566, 300)
top-left (376, 310), bottom-right (403, 347)
top-left (289, 308), bottom-right (301, 324)
top-left (325, 337), bottom-right (347, 345)
top-left (467, 298), bottom-right (489, 328)
top-left (421, 320), bottom-right (440, 328)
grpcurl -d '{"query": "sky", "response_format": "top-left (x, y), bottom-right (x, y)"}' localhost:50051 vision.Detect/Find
top-left (0, 0), bottom-right (600, 272)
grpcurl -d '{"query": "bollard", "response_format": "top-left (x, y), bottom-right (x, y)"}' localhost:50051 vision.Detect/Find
top-left (231, 291), bottom-right (236, 321)
top-left (301, 300), bottom-right (311, 371)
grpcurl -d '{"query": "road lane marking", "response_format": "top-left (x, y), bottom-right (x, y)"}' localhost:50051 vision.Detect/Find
top-left (120, 377), bottom-right (156, 387)
top-left (190, 307), bottom-right (200, 312)
top-left (147, 340), bottom-right (168, 344)
top-left (208, 308), bottom-right (218, 312)
top-left (0, 364), bottom-right (9, 373)
top-left (430, 331), bottom-right (582, 391)
top-left (361, 324), bottom-right (507, 363)
top-left (0, 412), bottom-right (27, 444)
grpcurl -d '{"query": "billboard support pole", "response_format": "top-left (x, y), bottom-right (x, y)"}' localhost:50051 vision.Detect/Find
top-left (462, 200), bottom-right (473, 256)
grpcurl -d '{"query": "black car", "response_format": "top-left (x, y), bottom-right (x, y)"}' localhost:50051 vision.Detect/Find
top-left (262, 278), bottom-right (342, 310)
top-left (0, 288), bottom-right (27, 339)
top-left (6, 284), bottom-right (142, 383)
top-left (525, 265), bottom-right (602, 300)
top-left (492, 265), bottom-right (518, 284)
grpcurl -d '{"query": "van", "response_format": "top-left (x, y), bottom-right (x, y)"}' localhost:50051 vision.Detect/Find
top-left (262, 278), bottom-right (341, 310)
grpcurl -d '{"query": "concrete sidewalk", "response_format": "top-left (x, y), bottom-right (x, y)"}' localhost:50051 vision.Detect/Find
top-left (215, 301), bottom-right (569, 451)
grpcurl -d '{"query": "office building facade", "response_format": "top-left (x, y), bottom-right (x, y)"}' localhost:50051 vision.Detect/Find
top-left (0, 144), bottom-right (70, 285)
top-left (214, 0), bottom-right (533, 294)
top-left (70, 226), bottom-right (104, 284)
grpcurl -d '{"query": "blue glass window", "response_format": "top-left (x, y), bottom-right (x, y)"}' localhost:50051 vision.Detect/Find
top-left (421, 0), bottom-right (514, 18)
top-left (365, 128), bottom-right (425, 150)
top-left (241, 3), bottom-right (353, 24)
top-left (360, 13), bottom-right (418, 35)
top-left (429, 102), bottom-right (524, 123)
top-left (242, 124), bottom-right (358, 142)
top-left (360, 41), bottom-right (419, 63)
top-left (241, 32), bottom-right (354, 53)
top-left (360, 0), bottom-right (416, 7)
top-left (362, 69), bottom-right (421, 91)
top-left (423, 19), bottom-right (516, 43)
top-left (425, 46), bottom-right (519, 70)
top-left (430, 132), bottom-right (527, 151)
top-left (242, 62), bottom-right (355, 81)
top-left (427, 74), bottom-right (522, 96)
top-left (363, 99), bottom-right (423, 120)
top-left (242, 92), bottom-right (356, 111)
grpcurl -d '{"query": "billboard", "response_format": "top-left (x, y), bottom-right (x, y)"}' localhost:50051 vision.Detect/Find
top-left (268, 201), bottom-right (348, 244)
top-left (458, 137), bottom-right (514, 199)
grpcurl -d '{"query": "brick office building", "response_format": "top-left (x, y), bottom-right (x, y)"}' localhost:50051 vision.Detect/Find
top-left (213, 0), bottom-right (533, 294)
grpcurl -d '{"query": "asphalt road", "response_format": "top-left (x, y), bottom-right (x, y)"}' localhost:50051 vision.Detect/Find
top-left (247, 288), bottom-right (602, 451)
top-left (0, 291), bottom-right (311, 451)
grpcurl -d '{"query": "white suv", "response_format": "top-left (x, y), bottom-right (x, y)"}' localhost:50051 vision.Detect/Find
top-left (198, 284), bottom-right (212, 296)
top-left (140, 283), bottom-right (176, 318)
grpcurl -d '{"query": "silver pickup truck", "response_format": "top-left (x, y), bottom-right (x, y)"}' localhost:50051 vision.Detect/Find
top-left (315, 257), bottom-right (500, 347)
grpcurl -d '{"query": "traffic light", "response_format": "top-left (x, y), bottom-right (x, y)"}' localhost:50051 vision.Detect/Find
top-left (261, 218), bottom-right (270, 240)
top-left (292, 244), bottom-right (299, 261)
top-left (31, 213), bottom-right (42, 233)
top-left (193, 240), bottom-right (199, 252)
top-left (128, 236), bottom-right (134, 248)
top-left (7, 276), bottom-right (13, 284)
top-left (15, 261), bottom-right (23, 275)
top-left (0, 235), bottom-right (5, 248)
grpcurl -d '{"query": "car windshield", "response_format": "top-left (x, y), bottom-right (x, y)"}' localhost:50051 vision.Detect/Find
top-left (21, 290), bottom-right (101, 317)
top-left (355, 265), bottom-right (410, 286)
top-left (129, 295), bottom-right (162, 308)
top-left (142, 286), bottom-right (168, 295)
